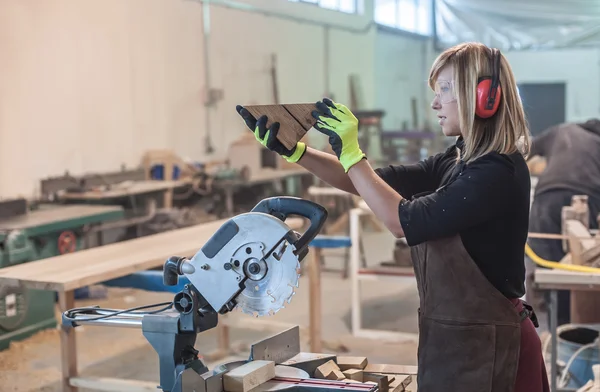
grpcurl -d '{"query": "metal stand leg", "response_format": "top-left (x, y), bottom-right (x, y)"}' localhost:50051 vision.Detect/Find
top-left (550, 289), bottom-right (558, 392)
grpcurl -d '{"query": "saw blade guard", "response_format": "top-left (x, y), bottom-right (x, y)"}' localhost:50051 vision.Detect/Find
top-left (250, 196), bottom-right (328, 256)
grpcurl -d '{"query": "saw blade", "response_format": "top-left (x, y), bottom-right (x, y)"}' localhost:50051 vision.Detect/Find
top-left (234, 239), bottom-right (300, 317)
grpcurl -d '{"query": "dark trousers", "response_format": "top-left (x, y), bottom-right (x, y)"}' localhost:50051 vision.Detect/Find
top-left (528, 190), bottom-right (600, 326)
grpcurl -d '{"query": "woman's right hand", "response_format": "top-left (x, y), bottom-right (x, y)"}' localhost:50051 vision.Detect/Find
top-left (235, 105), bottom-right (307, 163)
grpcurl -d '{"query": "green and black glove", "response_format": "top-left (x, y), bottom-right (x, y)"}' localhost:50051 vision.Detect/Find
top-left (312, 98), bottom-right (365, 172)
top-left (236, 105), bottom-right (306, 163)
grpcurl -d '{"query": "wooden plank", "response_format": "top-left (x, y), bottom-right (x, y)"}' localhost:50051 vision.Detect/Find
top-left (60, 180), bottom-right (191, 200)
top-left (0, 205), bottom-right (122, 230)
top-left (223, 360), bottom-right (276, 392)
top-left (70, 377), bottom-right (157, 391)
top-left (534, 269), bottom-right (600, 288)
top-left (244, 104), bottom-right (316, 150)
top-left (0, 217), bottom-right (305, 292)
top-left (565, 219), bottom-right (600, 323)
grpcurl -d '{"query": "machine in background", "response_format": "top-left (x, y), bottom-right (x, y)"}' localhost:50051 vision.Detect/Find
top-left (0, 198), bottom-right (124, 350)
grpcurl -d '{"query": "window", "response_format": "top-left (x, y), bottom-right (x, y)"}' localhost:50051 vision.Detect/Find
top-left (374, 0), bottom-right (432, 35)
top-left (287, 0), bottom-right (359, 14)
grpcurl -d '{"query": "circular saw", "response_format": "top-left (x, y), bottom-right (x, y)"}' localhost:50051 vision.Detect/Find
top-left (181, 197), bottom-right (328, 317)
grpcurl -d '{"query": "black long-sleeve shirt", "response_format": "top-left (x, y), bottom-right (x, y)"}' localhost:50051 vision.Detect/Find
top-left (375, 139), bottom-right (531, 298)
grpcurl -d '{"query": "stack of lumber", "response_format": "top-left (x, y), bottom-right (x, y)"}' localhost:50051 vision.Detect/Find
top-left (313, 356), bottom-right (417, 392)
top-left (221, 356), bottom-right (418, 392)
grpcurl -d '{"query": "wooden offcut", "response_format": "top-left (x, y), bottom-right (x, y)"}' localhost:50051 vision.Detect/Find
top-left (223, 360), bottom-right (276, 392)
top-left (342, 368), bottom-right (363, 381)
top-left (314, 360), bottom-right (345, 381)
top-left (337, 356), bottom-right (368, 370)
top-left (243, 103), bottom-right (317, 150)
top-left (388, 374), bottom-right (412, 392)
top-left (363, 373), bottom-right (390, 392)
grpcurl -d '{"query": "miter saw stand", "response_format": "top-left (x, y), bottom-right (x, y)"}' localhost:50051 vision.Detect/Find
top-left (61, 196), bottom-right (376, 392)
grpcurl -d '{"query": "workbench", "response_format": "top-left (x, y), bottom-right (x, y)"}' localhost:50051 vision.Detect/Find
top-left (58, 179), bottom-right (193, 211)
top-left (58, 180), bottom-right (190, 201)
top-left (0, 204), bottom-right (123, 234)
top-left (213, 168), bottom-right (314, 216)
top-left (0, 216), bottom-right (305, 392)
top-left (534, 269), bottom-right (600, 392)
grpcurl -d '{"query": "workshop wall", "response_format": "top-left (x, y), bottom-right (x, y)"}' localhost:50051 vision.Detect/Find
top-left (374, 29), bottom-right (436, 132)
top-left (505, 48), bottom-right (600, 123)
top-left (0, 0), bottom-right (431, 199)
top-left (0, 0), bottom-right (207, 199)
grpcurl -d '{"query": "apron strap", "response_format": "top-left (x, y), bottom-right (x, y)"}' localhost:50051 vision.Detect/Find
top-left (518, 300), bottom-right (540, 328)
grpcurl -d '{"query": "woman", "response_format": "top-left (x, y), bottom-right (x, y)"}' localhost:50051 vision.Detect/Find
top-left (236, 42), bottom-right (549, 392)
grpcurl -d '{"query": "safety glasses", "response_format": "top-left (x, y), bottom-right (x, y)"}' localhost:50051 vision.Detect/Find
top-left (433, 80), bottom-right (457, 104)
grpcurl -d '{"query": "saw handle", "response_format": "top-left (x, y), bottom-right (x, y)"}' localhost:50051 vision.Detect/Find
top-left (251, 196), bottom-right (328, 253)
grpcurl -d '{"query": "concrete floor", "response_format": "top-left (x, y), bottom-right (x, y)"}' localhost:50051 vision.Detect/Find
top-left (0, 229), bottom-right (424, 392)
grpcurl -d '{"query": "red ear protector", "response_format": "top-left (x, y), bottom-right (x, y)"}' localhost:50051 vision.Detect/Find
top-left (475, 48), bottom-right (502, 119)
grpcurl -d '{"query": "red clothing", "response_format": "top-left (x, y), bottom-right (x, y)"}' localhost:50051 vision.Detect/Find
top-left (511, 299), bottom-right (550, 392)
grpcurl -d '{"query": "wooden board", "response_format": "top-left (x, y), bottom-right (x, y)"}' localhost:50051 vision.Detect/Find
top-left (244, 104), bottom-right (316, 150)
top-left (0, 205), bottom-right (123, 230)
top-left (534, 269), bottom-right (600, 290)
top-left (60, 180), bottom-right (192, 200)
top-left (0, 217), bottom-right (305, 292)
top-left (223, 360), bottom-right (276, 392)
top-left (337, 356), bottom-right (368, 370)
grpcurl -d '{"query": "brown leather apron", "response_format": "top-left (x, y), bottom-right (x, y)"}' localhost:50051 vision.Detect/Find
top-left (411, 234), bottom-right (522, 392)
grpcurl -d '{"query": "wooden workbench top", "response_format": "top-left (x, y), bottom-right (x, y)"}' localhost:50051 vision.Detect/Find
top-left (59, 169), bottom-right (310, 199)
top-left (0, 217), bottom-right (306, 292)
top-left (60, 179), bottom-right (192, 200)
top-left (217, 167), bottom-right (311, 187)
top-left (0, 204), bottom-right (123, 230)
top-left (535, 268), bottom-right (600, 290)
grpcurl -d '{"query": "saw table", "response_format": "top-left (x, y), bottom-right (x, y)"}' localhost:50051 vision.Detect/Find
top-left (0, 203), bottom-right (124, 351)
top-left (67, 326), bottom-right (419, 392)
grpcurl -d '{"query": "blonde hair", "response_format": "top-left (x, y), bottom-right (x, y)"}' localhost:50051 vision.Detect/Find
top-left (428, 42), bottom-right (531, 163)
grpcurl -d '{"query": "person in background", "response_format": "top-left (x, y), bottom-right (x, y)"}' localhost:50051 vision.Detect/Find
top-left (527, 119), bottom-right (600, 326)
top-left (237, 42), bottom-right (549, 391)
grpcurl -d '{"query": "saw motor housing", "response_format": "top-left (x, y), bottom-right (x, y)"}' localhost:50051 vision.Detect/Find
top-left (164, 196), bottom-right (327, 317)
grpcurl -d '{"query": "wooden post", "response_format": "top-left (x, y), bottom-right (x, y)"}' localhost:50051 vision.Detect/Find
top-left (58, 290), bottom-right (78, 392)
top-left (561, 195), bottom-right (589, 252)
top-left (218, 322), bottom-right (230, 356)
top-left (562, 196), bottom-right (600, 324)
top-left (309, 247), bottom-right (322, 353)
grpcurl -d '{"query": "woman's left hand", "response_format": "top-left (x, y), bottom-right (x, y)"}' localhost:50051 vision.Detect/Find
top-left (312, 98), bottom-right (366, 173)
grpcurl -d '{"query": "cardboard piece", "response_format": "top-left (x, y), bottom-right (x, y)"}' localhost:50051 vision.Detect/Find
top-left (244, 103), bottom-right (317, 150)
